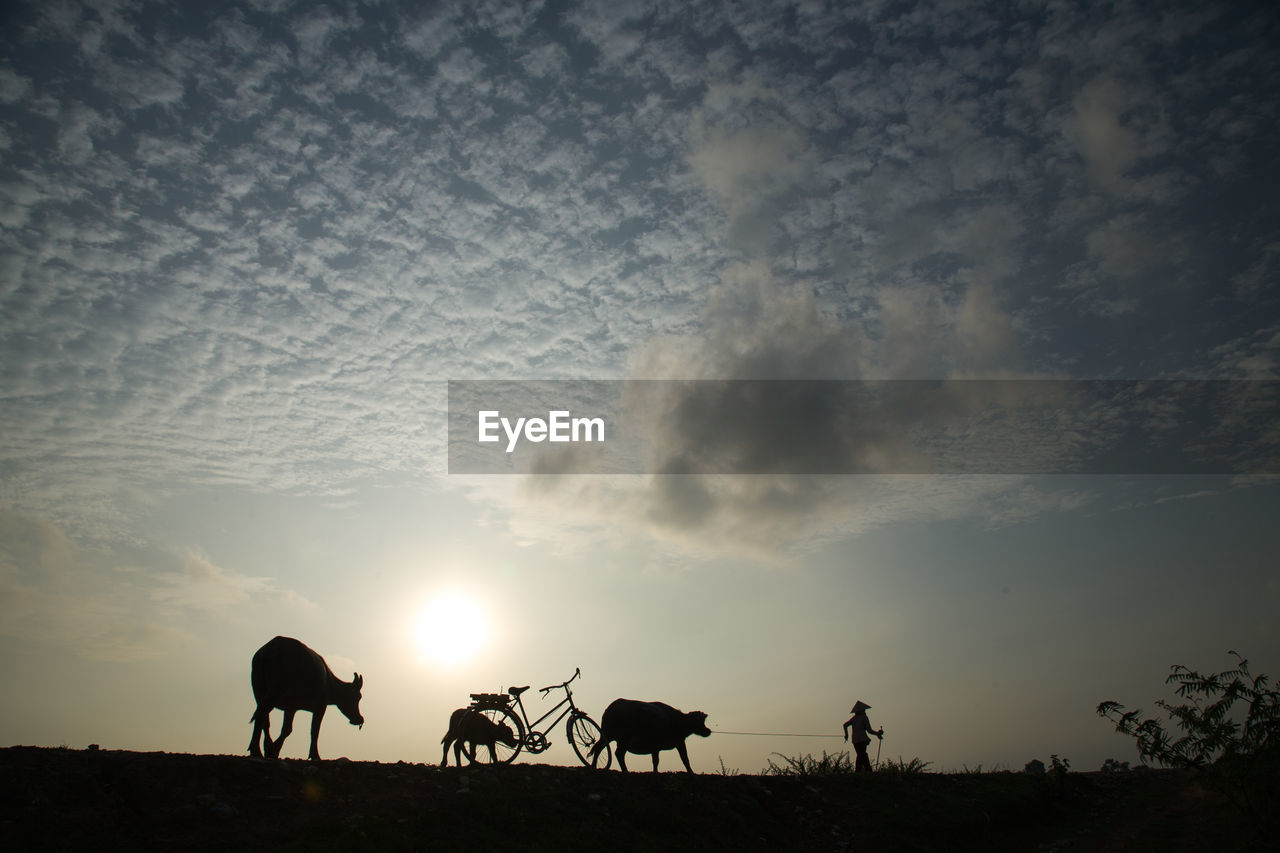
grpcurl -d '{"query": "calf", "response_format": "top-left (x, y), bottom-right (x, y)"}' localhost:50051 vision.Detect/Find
top-left (441, 708), bottom-right (519, 766)
top-left (248, 636), bottom-right (363, 761)
top-left (590, 698), bottom-right (711, 773)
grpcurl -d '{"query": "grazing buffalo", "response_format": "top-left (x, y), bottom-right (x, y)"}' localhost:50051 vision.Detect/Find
top-left (248, 636), bottom-right (363, 761)
top-left (590, 699), bottom-right (711, 773)
top-left (441, 708), bottom-right (519, 766)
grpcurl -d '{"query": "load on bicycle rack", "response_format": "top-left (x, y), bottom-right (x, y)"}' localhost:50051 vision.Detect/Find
top-left (448, 667), bottom-right (613, 768)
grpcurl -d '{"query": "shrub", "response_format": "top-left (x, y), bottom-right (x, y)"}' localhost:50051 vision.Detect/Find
top-left (762, 750), bottom-right (931, 776)
top-left (876, 756), bottom-right (932, 774)
top-left (1097, 650), bottom-right (1278, 836)
top-left (762, 750), bottom-right (855, 776)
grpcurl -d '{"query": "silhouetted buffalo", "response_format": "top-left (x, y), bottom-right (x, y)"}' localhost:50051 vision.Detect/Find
top-left (590, 698), bottom-right (711, 773)
top-left (248, 636), bottom-right (363, 761)
top-left (440, 708), bottom-right (518, 766)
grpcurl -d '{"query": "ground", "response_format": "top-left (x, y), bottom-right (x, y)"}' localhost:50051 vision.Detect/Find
top-left (0, 746), bottom-right (1269, 851)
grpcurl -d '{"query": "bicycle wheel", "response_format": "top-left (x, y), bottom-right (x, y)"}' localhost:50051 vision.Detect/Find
top-left (458, 706), bottom-right (525, 765)
top-left (567, 712), bottom-right (610, 769)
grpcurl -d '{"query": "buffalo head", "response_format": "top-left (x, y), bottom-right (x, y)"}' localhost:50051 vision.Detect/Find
top-left (494, 722), bottom-right (517, 748)
top-left (339, 672), bottom-right (364, 728)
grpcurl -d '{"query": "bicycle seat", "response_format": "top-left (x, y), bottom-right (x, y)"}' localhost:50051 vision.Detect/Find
top-left (508, 685), bottom-right (530, 698)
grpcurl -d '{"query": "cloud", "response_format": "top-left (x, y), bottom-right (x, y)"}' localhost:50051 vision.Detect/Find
top-left (687, 79), bottom-right (818, 254)
top-left (505, 260), bottom-right (1063, 556)
top-left (0, 506), bottom-right (190, 661)
top-left (2, 0), bottom-right (1278, 560)
top-left (1234, 242), bottom-right (1280, 298)
top-left (0, 67), bottom-right (32, 103)
top-left (151, 550), bottom-right (319, 614)
top-left (54, 101), bottom-right (119, 164)
top-left (503, 249), bottom-right (1274, 556)
top-left (1073, 78), bottom-right (1139, 189)
top-left (980, 483), bottom-right (1093, 528)
top-left (292, 4), bottom-right (355, 64)
top-left (629, 260), bottom-right (866, 380)
top-left (0, 504), bottom-right (75, 576)
top-left (1210, 327), bottom-right (1280, 380)
top-left (0, 506), bottom-right (316, 661)
top-left (955, 283), bottom-right (1016, 368)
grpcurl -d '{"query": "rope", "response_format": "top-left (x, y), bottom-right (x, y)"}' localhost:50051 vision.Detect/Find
top-left (712, 729), bottom-right (843, 738)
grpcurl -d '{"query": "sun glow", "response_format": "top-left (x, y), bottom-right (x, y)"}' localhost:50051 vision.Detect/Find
top-left (413, 592), bottom-right (491, 669)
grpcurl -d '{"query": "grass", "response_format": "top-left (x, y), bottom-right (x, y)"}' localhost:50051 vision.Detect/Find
top-left (878, 755), bottom-right (933, 774)
top-left (761, 750), bottom-right (933, 777)
top-left (763, 749), bottom-right (855, 776)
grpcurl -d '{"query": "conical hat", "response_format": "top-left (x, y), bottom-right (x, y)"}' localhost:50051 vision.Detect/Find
top-left (851, 700), bottom-right (871, 713)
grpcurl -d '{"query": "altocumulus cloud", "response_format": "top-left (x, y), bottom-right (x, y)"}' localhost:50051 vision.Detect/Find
top-left (1, 0), bottom-right (1278, 562)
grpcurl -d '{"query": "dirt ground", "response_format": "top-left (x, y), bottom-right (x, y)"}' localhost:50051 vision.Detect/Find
top-left (0, 746), bottom-right (1267, 852)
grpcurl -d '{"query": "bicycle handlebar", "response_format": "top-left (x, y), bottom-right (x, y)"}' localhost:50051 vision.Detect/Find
top-left (540, 666), bottom-right (582, 694)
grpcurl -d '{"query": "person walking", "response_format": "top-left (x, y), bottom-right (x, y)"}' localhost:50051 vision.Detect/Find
top-left (842, 700), bottom-right (883, 772)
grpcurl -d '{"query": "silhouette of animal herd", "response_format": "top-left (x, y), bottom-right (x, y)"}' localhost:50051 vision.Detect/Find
top-left (248, 636), bottom-right (711, 771)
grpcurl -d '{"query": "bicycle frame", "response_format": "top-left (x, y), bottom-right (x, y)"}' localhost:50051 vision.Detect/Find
top-left (510, 669), bottom-right (584, 746)
top-left (461, 666), bottom-right (610, 768)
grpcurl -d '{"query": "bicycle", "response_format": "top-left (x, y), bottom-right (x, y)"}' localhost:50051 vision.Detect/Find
top-left (458, 667), bottom-right (612, 768)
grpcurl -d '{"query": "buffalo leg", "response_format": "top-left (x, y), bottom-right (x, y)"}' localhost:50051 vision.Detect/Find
top-left (273, 709), bottom-right (296, 758)
top-left (652, 753), bottom-right (661, 772)
top-left (616, 748), bottom-right (630, 772)
top-left (249, 707), bottom-right (273, 758)
top-left (308, 706), bottom-right (326, 761)
top-left (676, 743), bottom-right (694, 773)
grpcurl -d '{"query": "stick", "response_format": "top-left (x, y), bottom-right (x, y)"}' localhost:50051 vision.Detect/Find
top-left (875, 735), bottom-right (882, 769)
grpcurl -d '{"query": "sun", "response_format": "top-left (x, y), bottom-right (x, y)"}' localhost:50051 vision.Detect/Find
top-left (413, 592), bottom-right (491, 669)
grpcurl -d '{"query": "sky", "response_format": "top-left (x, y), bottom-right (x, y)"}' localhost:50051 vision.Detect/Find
top-left (1, 0), bottom-right (1279, 774)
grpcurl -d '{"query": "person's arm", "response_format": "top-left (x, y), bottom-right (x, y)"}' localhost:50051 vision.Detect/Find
top-left (842, 717), bottom-right (854, 741)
